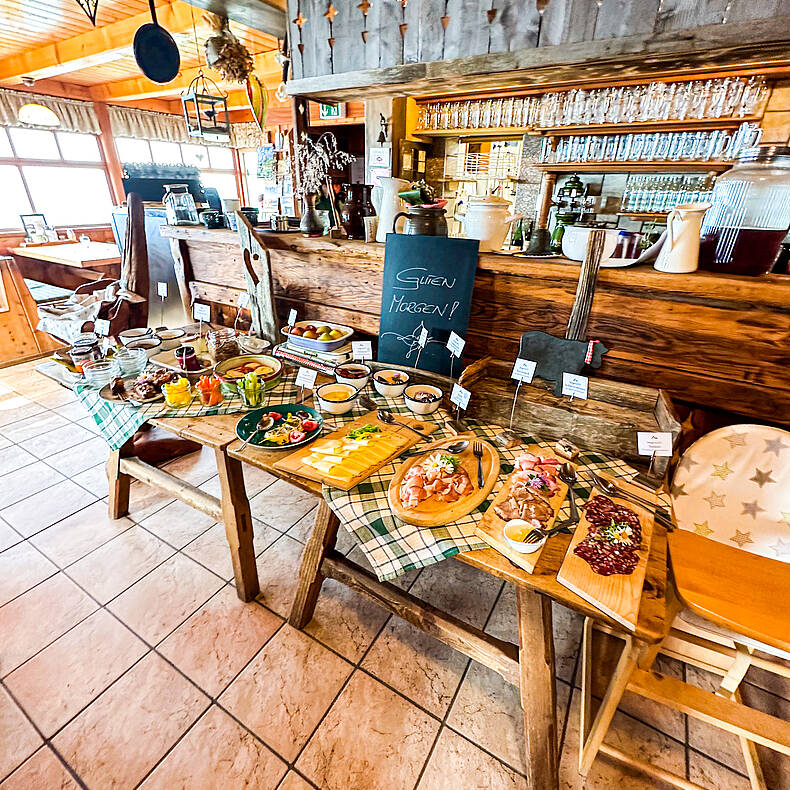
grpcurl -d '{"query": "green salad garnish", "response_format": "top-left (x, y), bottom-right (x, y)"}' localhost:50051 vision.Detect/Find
top-left (439, 454), bottom-right (460, 469)
top-left (348, 425), bottom-right (382, 440)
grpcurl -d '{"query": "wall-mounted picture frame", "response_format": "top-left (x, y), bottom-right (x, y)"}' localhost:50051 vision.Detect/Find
top-left (20, 213), bottom-right (48, 241)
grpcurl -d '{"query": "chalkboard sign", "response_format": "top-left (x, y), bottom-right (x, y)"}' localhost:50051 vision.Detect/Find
top-left (377, 234), bottom-right (479, 376)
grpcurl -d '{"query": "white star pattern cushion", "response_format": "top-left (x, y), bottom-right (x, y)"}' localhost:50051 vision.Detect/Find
top-left (671, 425), bottom-right (790, 563)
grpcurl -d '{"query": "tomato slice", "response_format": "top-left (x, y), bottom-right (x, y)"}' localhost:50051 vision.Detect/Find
top-left (301, 419), bottom-right (318, 432)
top-left (289, 430), bottom-right (306, 443)
top-left (266, 411), bottom-right (282, 420)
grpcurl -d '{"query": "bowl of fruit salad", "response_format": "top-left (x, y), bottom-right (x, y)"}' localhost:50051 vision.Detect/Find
top-left (282, 321), bottom-right (352, 352)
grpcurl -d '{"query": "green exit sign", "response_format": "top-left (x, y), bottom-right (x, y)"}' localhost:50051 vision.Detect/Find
top-left (318, 103), bottom-right (346, 120)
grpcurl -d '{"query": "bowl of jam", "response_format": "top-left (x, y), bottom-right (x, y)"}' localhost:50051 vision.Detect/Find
top-left (335, 363), bottom-right (371, 390)
top-left (403, 384), bottom-right (442, 415)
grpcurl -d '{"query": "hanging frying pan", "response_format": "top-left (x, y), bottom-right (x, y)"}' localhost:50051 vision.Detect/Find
top-left (133, 0), bottom-right (181, 84)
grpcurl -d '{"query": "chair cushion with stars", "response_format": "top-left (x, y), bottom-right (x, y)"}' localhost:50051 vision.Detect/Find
top-left (671, 424), bottom-right (790, 563)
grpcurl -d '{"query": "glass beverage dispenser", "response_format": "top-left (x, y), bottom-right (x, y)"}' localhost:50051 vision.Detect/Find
top-left (699, 146), bottom-right (790, 275)
top-left (163, 183), bottom-right (199, 226)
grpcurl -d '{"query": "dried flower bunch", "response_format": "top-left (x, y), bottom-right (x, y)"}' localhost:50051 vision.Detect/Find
top-left (204, 15), bottom-right (254, 83)
top-left (295, 132), bottom-right (356, 195)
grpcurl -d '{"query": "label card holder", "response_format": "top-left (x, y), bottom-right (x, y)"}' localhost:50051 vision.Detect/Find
top-left (561, 372), bottom-right (588, 401)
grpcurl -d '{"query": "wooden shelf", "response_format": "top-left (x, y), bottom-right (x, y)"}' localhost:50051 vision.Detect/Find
top-left (537, 116), bottom-right (759, 136)
top-left (413, 116), bottom-right (758, 139)
top-left (617, 211), bottom-right (669, 221)
top-left (535, 161), bottom-right (732, 173)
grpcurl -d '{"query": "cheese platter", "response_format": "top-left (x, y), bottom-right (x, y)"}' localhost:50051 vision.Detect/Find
top-left (475, 446), bottom-right (570, 573)
top-left (273, 410), bottom-right (438, 490)
top-left (387, 434), bottom-right (500, 527)
top-left (556, 473), bottom-right (656, 630)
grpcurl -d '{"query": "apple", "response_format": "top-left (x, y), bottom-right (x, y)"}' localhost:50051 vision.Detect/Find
top-left (290, 326), bottom-right (304, 336)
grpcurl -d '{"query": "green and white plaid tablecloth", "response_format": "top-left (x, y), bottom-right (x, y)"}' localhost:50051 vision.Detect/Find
top-left (319, 393), bottom-right (671, 581)
top-left (75, 368), bottom-right (303, 450)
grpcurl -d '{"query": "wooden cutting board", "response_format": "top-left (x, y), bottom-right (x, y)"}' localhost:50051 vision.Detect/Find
top-left (273, 410), bottom-right (437, 490)
top-left (387, 434), bottom-right (500, 527)
top-left (474, 445), bottom-right (570, 573)
top-left (556, 473), bottom-right (656, 631)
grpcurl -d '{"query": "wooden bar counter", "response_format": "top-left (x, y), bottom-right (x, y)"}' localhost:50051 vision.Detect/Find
top-left (162, 226), bottom-right (790, 424)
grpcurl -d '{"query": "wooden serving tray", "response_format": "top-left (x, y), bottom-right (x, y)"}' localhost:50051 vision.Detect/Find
top-left (474, 445), bottom-right (570, 573)
top-left (387, 434), bottom-right (500, 527)
top-left (273, 410), bottom-right (437, 490)
top-left (556, 473), bottom-right (656, 631)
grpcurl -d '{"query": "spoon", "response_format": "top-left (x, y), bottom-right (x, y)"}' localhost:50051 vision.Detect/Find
top-left (239, 416), bottom-right (272, 451)
top-left (401, 439), bottom-right (469, 459)
top-left (558, 462), bottom-right (580, 524)
top-left (376, 409), bottom-right (426, 438)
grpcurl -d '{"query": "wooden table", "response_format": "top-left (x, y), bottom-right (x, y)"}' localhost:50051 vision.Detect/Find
top-left (102, 365), bottom-right (669, 790)
top-left (227, 435), bottom-right (669, 790)
top-left (10, 241), bottom-right (121, 291)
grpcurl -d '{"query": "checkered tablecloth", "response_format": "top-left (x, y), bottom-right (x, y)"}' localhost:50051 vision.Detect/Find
top-left (320, 394), bottom-right (671, 581)
top-left (75, 367), bottom-right (304, 450)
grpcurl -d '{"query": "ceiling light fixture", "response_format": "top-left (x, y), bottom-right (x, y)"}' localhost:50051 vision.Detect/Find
top-left (17, 103), bottom-right (61, 127)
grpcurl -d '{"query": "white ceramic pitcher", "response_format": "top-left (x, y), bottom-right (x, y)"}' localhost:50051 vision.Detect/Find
top-left (371, 176), bottom-right (409, 243)
top-left (654, 202), bottom-right (711, 274)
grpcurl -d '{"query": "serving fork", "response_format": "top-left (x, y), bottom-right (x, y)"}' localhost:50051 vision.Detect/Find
top-left (472, 441), bottom-right (484, 488)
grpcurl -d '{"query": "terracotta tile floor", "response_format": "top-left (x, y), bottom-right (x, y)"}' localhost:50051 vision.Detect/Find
top-left (0, 358), bottom-right (786, 789)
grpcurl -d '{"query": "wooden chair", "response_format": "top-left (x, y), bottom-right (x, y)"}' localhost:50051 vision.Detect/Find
top-left (578, 425), bottom-right (790, 790)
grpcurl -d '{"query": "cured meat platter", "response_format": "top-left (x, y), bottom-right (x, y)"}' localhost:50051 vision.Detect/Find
top-left (475, 446), bottom-right (570, 573)
top-left (387, 434), bottom-right (500, 527)
top-left (273, 410), bottom-right (437, 490)
top-left (556, 473), bottom-right (656, 630)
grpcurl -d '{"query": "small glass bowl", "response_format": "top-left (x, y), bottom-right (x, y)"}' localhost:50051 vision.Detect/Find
top-left (82, 360), bottom-right (114, 388)
top-left (112, 347), bottom-right (147, 378)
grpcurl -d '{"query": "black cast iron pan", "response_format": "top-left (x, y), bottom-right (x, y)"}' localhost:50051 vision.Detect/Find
top-left (133, 0), bottom-right (181, 84)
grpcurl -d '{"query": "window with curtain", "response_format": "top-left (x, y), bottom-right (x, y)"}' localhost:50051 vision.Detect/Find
top-left (115, 138), bottom-right (239, 200)
top-left (0, 127), bottom-right (114, 230)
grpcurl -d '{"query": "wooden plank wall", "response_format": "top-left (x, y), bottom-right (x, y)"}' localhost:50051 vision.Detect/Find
top-left (287, 0), bottom-right (790, 80)
top-left (165, 228), bottom-right (790, 424)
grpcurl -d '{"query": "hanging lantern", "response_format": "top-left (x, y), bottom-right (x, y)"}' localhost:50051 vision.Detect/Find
top-left (181, 71), bottom-right (231, 143)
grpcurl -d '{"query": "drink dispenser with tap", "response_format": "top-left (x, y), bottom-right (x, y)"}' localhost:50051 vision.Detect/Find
top-left (699, 146), bottom-right (790, 275)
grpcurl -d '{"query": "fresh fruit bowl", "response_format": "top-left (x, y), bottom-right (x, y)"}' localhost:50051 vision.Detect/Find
top-left (281, 320), bottom-right (352, 352)
top-left (213, 354), bottom-right (283, 396)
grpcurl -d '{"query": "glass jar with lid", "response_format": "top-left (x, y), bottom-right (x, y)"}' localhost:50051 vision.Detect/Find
top-left (699, 145), bottom-right (790, 275)
top-left (163, 184), bottom-right (199, 226)
top-left (207, 328), bottom-right (240, 364)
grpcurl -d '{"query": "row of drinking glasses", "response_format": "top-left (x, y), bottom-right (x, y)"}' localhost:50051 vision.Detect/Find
top-left (539, 123), bottom-right (763, 164)
top-left (620, 175), bottom-right (715, 214)
top-left (417, 76), bottom-right (768, 131)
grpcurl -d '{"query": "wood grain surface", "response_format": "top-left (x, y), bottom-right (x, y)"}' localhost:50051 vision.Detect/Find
top-left (475, 445), bottom-right (569, 574)
top-left (387, 434), bottom-right (500, 527)
top-left (161, 228), bottom-right (790, 423)
top-left (273, 409), bottom-right (438, 490)
top-left (556, 475), bottom-right (656, 631)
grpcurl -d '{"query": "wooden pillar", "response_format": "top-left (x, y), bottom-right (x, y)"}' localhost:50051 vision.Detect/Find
top-left (536, 171), bottom-right (557, 229)
top-left (517, 586), bottom-right (559, 790)
top-left (232, 147), bottom-right (247, 206)
top-left (107, 448), bottom-right (131, 519)
top-left (94, 102), bottom-right (125, 205)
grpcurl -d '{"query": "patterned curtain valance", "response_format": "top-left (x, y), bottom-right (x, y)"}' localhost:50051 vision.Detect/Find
top-left (108, 105), bottom-right (190, 144)
top-left (231, 122), bottom-right (266, 149)
top-left (0, 89), bottom-right (100, 133)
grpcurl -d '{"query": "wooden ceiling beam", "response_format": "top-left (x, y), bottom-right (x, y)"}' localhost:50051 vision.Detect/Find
top-left (0, 2), bottom-right (198, 85)
top-left (89, 52), bottom-right (280, 102)
top-left (182, 0), bottom-right (286, 39)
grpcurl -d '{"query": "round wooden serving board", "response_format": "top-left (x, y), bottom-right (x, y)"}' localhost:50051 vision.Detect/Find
top-left (387, 434), bottom-right (500, 527)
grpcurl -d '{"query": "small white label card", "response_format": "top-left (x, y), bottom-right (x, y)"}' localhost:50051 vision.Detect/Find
top-left (287, 308), bottom-right (298, 326)
top-left (295, 366), bottom-right (317, 389)
top-left (561, 372), bottom-right (588, 400)
top-left (450, 383), bottom-right (471, 411)
top-left (417, 327), bottom-right (429, 348)
top-left (193, 302), bottom-right (211, 322)
top-left (351, 340), bottom-right (373, 360)
top-left (446, 331), bottom-right (465, 358)
top-left (93, 318), bottom-right (110, 336)
top-left (637, 431), bottom-right (674, 457)
top-left (511, 358), bottom-right (537, 383)
top-left (156, 281), bottom-right (168, 298)
top-left (238, 292), bottom-right (251, 308)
